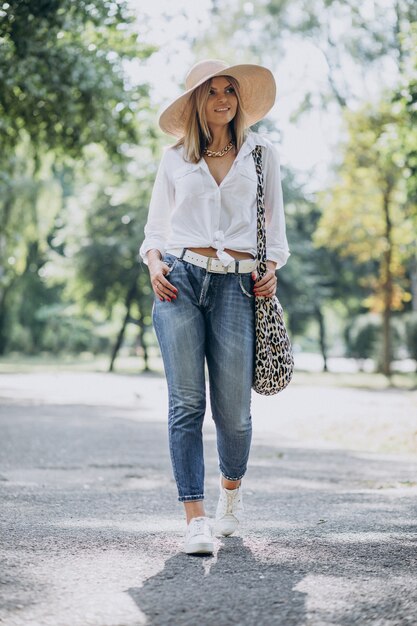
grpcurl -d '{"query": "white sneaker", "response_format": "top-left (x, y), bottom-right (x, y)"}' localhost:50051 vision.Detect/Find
top-left (215, 476), bottom-right (244, 537)
top-left (184, 516), bottom-right (214, 555)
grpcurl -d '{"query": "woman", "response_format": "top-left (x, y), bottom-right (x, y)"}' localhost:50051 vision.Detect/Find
top-left (139, 59), bottom-right (290, 555)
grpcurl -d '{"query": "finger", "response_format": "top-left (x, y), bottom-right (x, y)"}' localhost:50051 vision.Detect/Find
top-left (153, 275), bottom-right (178, 299)
top-left (255, 270), bottom-right (276, 286)
top-left (254, 281), bottom-right (277, 296)
top-left (254, 277), bottom-right (273, 289)
top-left (254, 276), bottom-right (276, 291)
top-left (255, 288), bottom-right (276, 298)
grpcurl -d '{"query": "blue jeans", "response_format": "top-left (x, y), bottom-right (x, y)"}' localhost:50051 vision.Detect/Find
top-left (152, 252), bottom-right (255, 502)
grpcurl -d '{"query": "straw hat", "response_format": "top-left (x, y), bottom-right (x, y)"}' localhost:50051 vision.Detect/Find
top-left (158, 59), bottom-right (276, 138)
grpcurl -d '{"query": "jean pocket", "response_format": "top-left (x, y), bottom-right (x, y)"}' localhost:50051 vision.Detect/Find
top-left (238, 274), bottom-right (254, 298)
top-left (162, 255), bottom-right (178, 273)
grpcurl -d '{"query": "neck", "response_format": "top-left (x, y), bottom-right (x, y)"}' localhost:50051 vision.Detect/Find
top-left (207, 126), bottom-right (232, 150)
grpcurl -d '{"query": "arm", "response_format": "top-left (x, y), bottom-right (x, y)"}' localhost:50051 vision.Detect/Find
top-left (139, 148), bottom-right (174, 264)
top-left (139, 149), bottom-right (177, 301)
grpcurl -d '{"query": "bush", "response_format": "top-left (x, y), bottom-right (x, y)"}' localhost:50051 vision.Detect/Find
top-left (345, 313), bottom-right (404, 367)
top-left (345, 313), bottom-right (381, 361)
top-left (404, 312), bottom-right (417, 366)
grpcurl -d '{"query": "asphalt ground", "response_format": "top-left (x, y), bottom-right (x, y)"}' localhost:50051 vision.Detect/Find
top-left (1, 372), bottom-right (417, 626)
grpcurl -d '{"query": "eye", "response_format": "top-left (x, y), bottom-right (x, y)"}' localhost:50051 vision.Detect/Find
top-left (208, 87), bottom-right (235, 95)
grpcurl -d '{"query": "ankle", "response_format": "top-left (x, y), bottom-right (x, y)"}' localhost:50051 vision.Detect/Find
top-left (186, 513), bottom-right (206, 524)
top-left (222, 477), bottom-right (241, 490)
top-left (184, 499), bottom-right (205, 524)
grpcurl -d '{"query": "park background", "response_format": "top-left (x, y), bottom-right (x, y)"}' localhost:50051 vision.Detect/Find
top-left (1, 0), bottom-right (417, 385)
top-left (2, 4), bottom-right (417, 624)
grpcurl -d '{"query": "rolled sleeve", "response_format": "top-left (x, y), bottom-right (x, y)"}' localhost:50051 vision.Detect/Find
top-left (139, 148), bottom-right (174, 264)
top-left (263, 143), bottom-right (290, 269)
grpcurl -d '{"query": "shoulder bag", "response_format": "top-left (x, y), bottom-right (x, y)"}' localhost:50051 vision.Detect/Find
top-left (251, 145), bottom-right (294, 395)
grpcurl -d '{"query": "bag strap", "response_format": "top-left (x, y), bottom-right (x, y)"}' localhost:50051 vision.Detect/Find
top-left (251, 145), bottom-right (267, 279)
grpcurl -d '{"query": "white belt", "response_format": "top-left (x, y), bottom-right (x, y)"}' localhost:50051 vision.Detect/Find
top-left (167, 248), bottom-right (257, 274)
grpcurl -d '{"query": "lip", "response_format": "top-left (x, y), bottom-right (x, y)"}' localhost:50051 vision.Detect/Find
top-left (214, 107), bottom-right (230, 112)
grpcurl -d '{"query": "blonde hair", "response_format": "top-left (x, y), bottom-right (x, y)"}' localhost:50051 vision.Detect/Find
top-left (173, 75), bottom-right (248, 163)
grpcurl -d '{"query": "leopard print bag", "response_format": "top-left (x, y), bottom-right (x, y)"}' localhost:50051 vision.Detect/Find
top-left (251, 145), bottom-right (294, 395)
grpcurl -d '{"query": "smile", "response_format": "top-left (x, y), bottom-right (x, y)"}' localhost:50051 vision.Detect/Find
top-left (215, 108), bottom-right (230, 112)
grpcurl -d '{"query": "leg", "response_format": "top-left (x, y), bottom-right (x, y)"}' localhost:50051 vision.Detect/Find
top-left (222, 477), bottom-right (241, 489)
top-left (184, 500), bottom-right (205, 524)
top-left (152, 257), bottom-right (207, 508)
top-left (205, 272), bottom-right (255, 483)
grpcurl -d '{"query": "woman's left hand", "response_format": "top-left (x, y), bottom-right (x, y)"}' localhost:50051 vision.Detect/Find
top-left (252, 261), bottom-right (278, 298)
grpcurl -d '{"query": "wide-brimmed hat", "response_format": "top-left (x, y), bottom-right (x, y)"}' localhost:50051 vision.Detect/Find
top-left (158, 59), bottom-right (276, 138)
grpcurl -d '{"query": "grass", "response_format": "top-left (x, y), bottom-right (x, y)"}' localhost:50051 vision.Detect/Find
top-left (0, 353), bottom-right (146, 375)
top-left (0, 353), bottom-right (416, 390)
top-left (292, 369), bottom-right (417, 391)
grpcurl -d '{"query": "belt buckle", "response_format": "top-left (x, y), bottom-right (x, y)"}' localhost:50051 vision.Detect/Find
top-left (207, 257), bottom-right (228, 273)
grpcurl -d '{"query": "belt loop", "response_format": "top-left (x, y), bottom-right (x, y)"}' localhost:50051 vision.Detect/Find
top-left (234, 260), bottom-right (240, 275)
top-left (179, 248), bottom-right (187, 260)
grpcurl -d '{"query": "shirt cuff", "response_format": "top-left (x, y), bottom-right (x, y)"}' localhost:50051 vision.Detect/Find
top-left (266, 247), bottom-right (290, 269)
top-left (139, 239), bottom-right (166, 265)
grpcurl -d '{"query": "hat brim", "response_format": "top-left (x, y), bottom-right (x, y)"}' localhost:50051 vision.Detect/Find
top-left (158, 64), bottom-right (276, 138)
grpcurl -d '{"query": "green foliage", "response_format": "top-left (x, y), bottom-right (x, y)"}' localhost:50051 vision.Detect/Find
top-left (206, 0), bottom-right (417, 115)
top-left (314, 99), bottom-right (414, 311)
top-left (2, 1), bottom-right (417, 371)
top-left (0, 0), bottom-right (157, 357)
top-left (345, 313), bottom-right (404, 364)
top-left (345, 313), bottom-right (381, 361)
top-left (404, 312), bottom-right (417, 363)
top-left (8, 302), bottom-right (109, 354)
top-left (0, 0), bottom-right (154, 156)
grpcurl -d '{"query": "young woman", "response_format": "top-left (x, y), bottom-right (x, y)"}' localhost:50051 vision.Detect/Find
top-left (139, 59), bottom-right (290, 555)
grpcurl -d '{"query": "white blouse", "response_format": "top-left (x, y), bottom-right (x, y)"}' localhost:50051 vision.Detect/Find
top-left (139, 131), bottom-right (290, 268)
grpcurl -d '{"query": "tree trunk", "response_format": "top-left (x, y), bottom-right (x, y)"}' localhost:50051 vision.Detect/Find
top-left (409, 254), bottom-right (417, 312)
top-left (315, 305), bottom-right (328, 372)
top-left (109, 279), bottom-right (138, 372)
top-left (0, 284), bottom-right (13, 355)
top-left (381, 187), bottom-right (394, 378)
top-left (137, 317), bottom-right (150, 372)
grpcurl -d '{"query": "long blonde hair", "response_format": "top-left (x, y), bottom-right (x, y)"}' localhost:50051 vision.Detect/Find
top-left (173, 75), bottom-right (248, 163)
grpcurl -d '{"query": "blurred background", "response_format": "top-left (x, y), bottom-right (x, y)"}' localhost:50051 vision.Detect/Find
top-left (0, 0), bottom-right (416, 387)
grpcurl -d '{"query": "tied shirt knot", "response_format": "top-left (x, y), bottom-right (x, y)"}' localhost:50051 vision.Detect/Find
top-left (212, 230), bottom-right (235, 266)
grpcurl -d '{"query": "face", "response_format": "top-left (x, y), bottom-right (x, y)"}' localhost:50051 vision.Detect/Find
top-left (204, 76), bottom-right (238, 129)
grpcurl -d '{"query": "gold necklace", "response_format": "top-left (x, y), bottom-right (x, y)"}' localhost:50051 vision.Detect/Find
top-left (203, 140), bottom-right (235, 157)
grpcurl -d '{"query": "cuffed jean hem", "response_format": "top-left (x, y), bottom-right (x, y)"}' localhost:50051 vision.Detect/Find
top-left (220, 471), bottom-right (246, 481)
top-left (178, 494), bottom-right (205, 503)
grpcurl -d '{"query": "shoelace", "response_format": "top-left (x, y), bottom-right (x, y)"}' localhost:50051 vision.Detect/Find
top-left (191, 517), bottom-right (207, 534)
top-left (224, 489), bottom-right (239, 515)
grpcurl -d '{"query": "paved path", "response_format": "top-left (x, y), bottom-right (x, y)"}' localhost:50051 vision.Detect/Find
top-left (1, 372), bottom-right (417, 626)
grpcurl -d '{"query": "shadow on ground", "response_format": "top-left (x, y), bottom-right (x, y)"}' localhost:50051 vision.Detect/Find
top-left (128, 537), bottom-right (306, 626)
top-left (1, 396), bottom-right (417, 625)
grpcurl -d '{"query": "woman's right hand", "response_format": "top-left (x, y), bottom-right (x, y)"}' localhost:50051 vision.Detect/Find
top-left (147, 250), bottom-right (178, 302)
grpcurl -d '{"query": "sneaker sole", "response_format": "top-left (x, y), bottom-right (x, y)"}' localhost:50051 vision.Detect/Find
top-left (215, 516), bottom-right (239, 537)
top-left (184, 541), bottom-right (214, 555)
top-left (215, 520), bottom-right (239, 536)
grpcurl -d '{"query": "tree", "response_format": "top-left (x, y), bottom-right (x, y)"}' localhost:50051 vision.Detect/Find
top-left (392, 22), bottom-right (417, 309)
top-left (74, 140), bottom-right (160, 372)
top-left (0, 0), bottom-right (154, 354)
top-left (0, 0), bottom-right (152, 155)
top-left (314, 99), bottom-right (415, 375)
